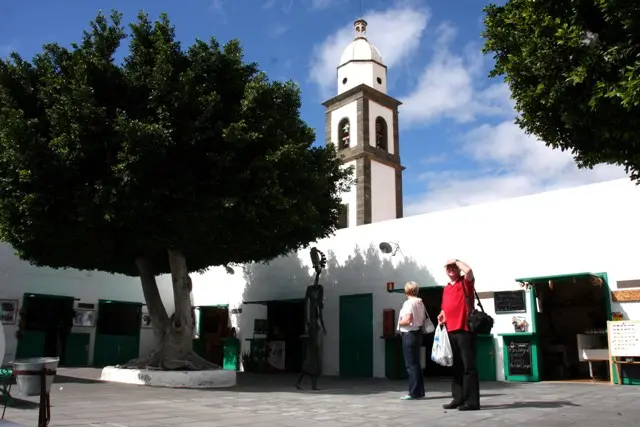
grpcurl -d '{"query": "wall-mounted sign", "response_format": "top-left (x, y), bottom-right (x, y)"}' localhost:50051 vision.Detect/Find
top-left (494, 290), bottom-right (526, 313)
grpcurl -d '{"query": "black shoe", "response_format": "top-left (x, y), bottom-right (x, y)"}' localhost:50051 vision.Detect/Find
top-left (443, 401), bottom-right (462, 410)
top-left (458, 404), bottom-right (480, 411)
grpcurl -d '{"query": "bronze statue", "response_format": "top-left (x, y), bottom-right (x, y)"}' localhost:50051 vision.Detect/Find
top-left (296, 247), bottom-right (327, 391)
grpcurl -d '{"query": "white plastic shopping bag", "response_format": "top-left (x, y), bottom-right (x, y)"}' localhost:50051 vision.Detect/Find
top-left (431, 325), bottom-right (453, 367)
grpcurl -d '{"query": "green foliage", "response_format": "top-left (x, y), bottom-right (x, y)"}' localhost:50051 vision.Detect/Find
top-left (482, 0), bottom-right (640, 180)
top-left (0, 10), bottom-right (351, 276)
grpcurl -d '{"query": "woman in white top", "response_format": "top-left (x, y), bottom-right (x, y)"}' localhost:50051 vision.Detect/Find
top-left (397, 281), bottom-right (426, 400)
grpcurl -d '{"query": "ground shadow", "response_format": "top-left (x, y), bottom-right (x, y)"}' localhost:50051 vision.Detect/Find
top-left (194, 373), bottom-right (514, 397)
top-left (0, 395), bottom-right (39, 411)
top-left (481, 400), bottom-right (580, 409)
top-left (53, 374), bottom-right (103, 385)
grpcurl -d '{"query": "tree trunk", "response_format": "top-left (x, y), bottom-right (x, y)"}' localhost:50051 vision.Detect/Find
top-left (120, 252), bottom-right (219, 371)
top-left (137, 257), bottom-right (170, 347)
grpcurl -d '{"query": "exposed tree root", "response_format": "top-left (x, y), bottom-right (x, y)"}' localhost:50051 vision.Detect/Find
top-left (117, 349), bottom-right (220, 371)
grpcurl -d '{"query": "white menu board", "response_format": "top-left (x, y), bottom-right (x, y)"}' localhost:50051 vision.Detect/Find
top-left (608, 320), bottom-right (640, 358)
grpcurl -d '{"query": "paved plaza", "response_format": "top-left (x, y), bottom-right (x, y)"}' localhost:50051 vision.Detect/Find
top-left (2, 368), bottom-right (639, 426)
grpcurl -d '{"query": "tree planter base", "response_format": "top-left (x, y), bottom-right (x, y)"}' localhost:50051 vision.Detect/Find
top-left (100, 366), bottom-right (236, 388)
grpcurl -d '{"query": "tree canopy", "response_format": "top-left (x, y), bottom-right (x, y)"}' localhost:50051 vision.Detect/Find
top-left (0, 10), bottom-right (351, 277)
top-left (483, 0), bottom-right (639, 180)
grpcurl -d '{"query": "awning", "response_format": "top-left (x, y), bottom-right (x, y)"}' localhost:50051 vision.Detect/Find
top-left (516, 272), bottom-right (604, 286)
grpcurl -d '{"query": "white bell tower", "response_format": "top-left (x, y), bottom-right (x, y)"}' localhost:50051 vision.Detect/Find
top-left (323, 19), bottom-right (404, 228)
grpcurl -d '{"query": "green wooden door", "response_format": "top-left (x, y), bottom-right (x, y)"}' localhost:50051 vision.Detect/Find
top-left (93, 334), bottom-right (140, 366)
top-left (339, 293), bottom-right (373, 377)
top-left (93, 300), bottom-right (141, 367)
top-left (15, 331), bottom-right (46, 359)
top-left (15, 293), bottom-right (74, 360)
top-left (476, 335), bottom-right (497, 381)
top-left (64, 333), bottom-right (90, 366)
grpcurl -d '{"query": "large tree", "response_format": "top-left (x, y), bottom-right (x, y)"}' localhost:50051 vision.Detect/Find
top-left (483, 0), bottom-right (639, 180)
top-left (0, 10), bottom-right (350, 370)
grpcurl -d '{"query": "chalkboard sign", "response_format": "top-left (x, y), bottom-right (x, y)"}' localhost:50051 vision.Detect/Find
top-left (494, 290), bottom-right (526, 313)
top-left (507, 341), bottom-right (532, 376)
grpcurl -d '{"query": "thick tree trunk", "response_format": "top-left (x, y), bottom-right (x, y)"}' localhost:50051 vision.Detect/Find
top-left (137, 257), bottom-right (170, 347)
top-left (119, 253), bottom-right (219, 371)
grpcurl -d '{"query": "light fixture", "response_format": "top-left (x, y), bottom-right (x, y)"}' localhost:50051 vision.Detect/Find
top-left (224, 265), bottom-right (235, 275)
top-left (379, 241), bottom-right (402, 257)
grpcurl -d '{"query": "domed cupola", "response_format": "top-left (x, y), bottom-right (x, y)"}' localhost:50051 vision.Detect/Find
top-left (336, 19), bottom-right (387, 95)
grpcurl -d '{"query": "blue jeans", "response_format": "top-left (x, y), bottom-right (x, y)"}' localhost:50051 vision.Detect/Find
top-left (402, 330), bottom-right (425, 398)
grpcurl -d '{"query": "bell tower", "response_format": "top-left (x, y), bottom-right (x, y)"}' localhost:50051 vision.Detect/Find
top-left (323, 19), bottom-right (404, 228)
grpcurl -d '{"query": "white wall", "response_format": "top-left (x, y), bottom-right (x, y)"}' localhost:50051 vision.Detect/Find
top-left (370, 160), bottom-right (396, 223)
top-left (329, 102), bottom-right (358, 149)
top-left (368, 100), bottom-right (394, 155)
top-left (337, 62), bottom-right (387, 94)
top-left (191, 178), bottom-right (640, 379)
top-left (0, 243), bottom-right (174, 364)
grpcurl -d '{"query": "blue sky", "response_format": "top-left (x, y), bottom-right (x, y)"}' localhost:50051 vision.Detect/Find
top-left (0, 0), bottom-right (627, 215)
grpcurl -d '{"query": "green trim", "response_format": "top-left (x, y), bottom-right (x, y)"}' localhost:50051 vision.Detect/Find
top-left (390, 285), bottom-right (445, 294)
top-left (515, 271), bottom-right (613, 383)
top-left (22, 292), bottom-right (75, 301)
top-left (515, 272), bottom-right (597, 283)
top-left (528, 288), bottom-right (538, 334)
top-left (194, 304), bottom-right (229, 309)
top-left (499, 332), bottom-right (534, 337)
top-left (98, 299), bottom-right (143, 306)
top-left (242, 298), bottom-right (304, 305)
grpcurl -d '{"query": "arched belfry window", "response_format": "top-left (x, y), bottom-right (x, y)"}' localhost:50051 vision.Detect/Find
top-left (375, 117), bottom-right (388, 151)
top-left (338, 118), bottom-right (351, 149)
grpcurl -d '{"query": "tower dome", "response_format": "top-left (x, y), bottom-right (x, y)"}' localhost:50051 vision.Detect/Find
top-left (336, 19), bottom-right (387, 95)
top-left (339, 20), bottom-right (384, 65)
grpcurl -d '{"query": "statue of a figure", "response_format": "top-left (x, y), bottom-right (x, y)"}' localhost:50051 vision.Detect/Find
top-left (296, 247), bottom-right (327, 391)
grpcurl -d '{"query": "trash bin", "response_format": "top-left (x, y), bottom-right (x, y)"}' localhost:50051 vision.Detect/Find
top-left (222, 338), bottom-right (239, 371)
top-left (12, 357), bottom-right (59, 397)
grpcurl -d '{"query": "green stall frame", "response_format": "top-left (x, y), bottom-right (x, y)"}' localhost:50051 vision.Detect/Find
top-left (511, 272), bottom-right (613, 383)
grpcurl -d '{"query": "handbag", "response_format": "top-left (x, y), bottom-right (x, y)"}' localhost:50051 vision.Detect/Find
top-left (460, 277), bottom-right (494, 334)
top-left (422, 306), bottom-right (436, 334)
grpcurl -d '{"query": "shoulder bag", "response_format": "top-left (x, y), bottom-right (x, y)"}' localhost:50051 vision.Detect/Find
top-left (421, 303), bottom-right (436, 334)
top-left (460, 277), bottom-right (494, 334)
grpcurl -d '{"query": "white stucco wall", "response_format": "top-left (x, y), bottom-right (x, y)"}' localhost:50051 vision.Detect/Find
top-left (370, 160), bottom-right (396, 223)
top-left (0, 243), bottom-right (174, 364)
top-left (329, 103), bottom-right (358, 149)
top-left (337, 61), bottom-right (387, 94)
top-left (4, 179), bottom-right (639, 377)
top-left (368, 100), bottom-right (395, 155)
top-left (189, 178), bottom-right (640, 380)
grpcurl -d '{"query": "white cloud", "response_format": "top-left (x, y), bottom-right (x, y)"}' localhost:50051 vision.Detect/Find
top-left (399, 23), bottom-right (513, 125)
top-left (308, 4), bottom-right (627, 215)
top-left (404, 120), bottom-right (628, 215)
top-left (308, 6), bottom-right (430, 98)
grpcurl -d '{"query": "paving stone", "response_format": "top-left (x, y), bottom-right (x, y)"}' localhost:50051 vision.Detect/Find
top-left (2, 368), bottom-right (640, 426)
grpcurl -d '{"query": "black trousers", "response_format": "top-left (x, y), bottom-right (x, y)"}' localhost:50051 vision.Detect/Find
top-left (402, 330), bottom-right (425, 398)
top-left (449, 330), bottom-right (480, 407)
